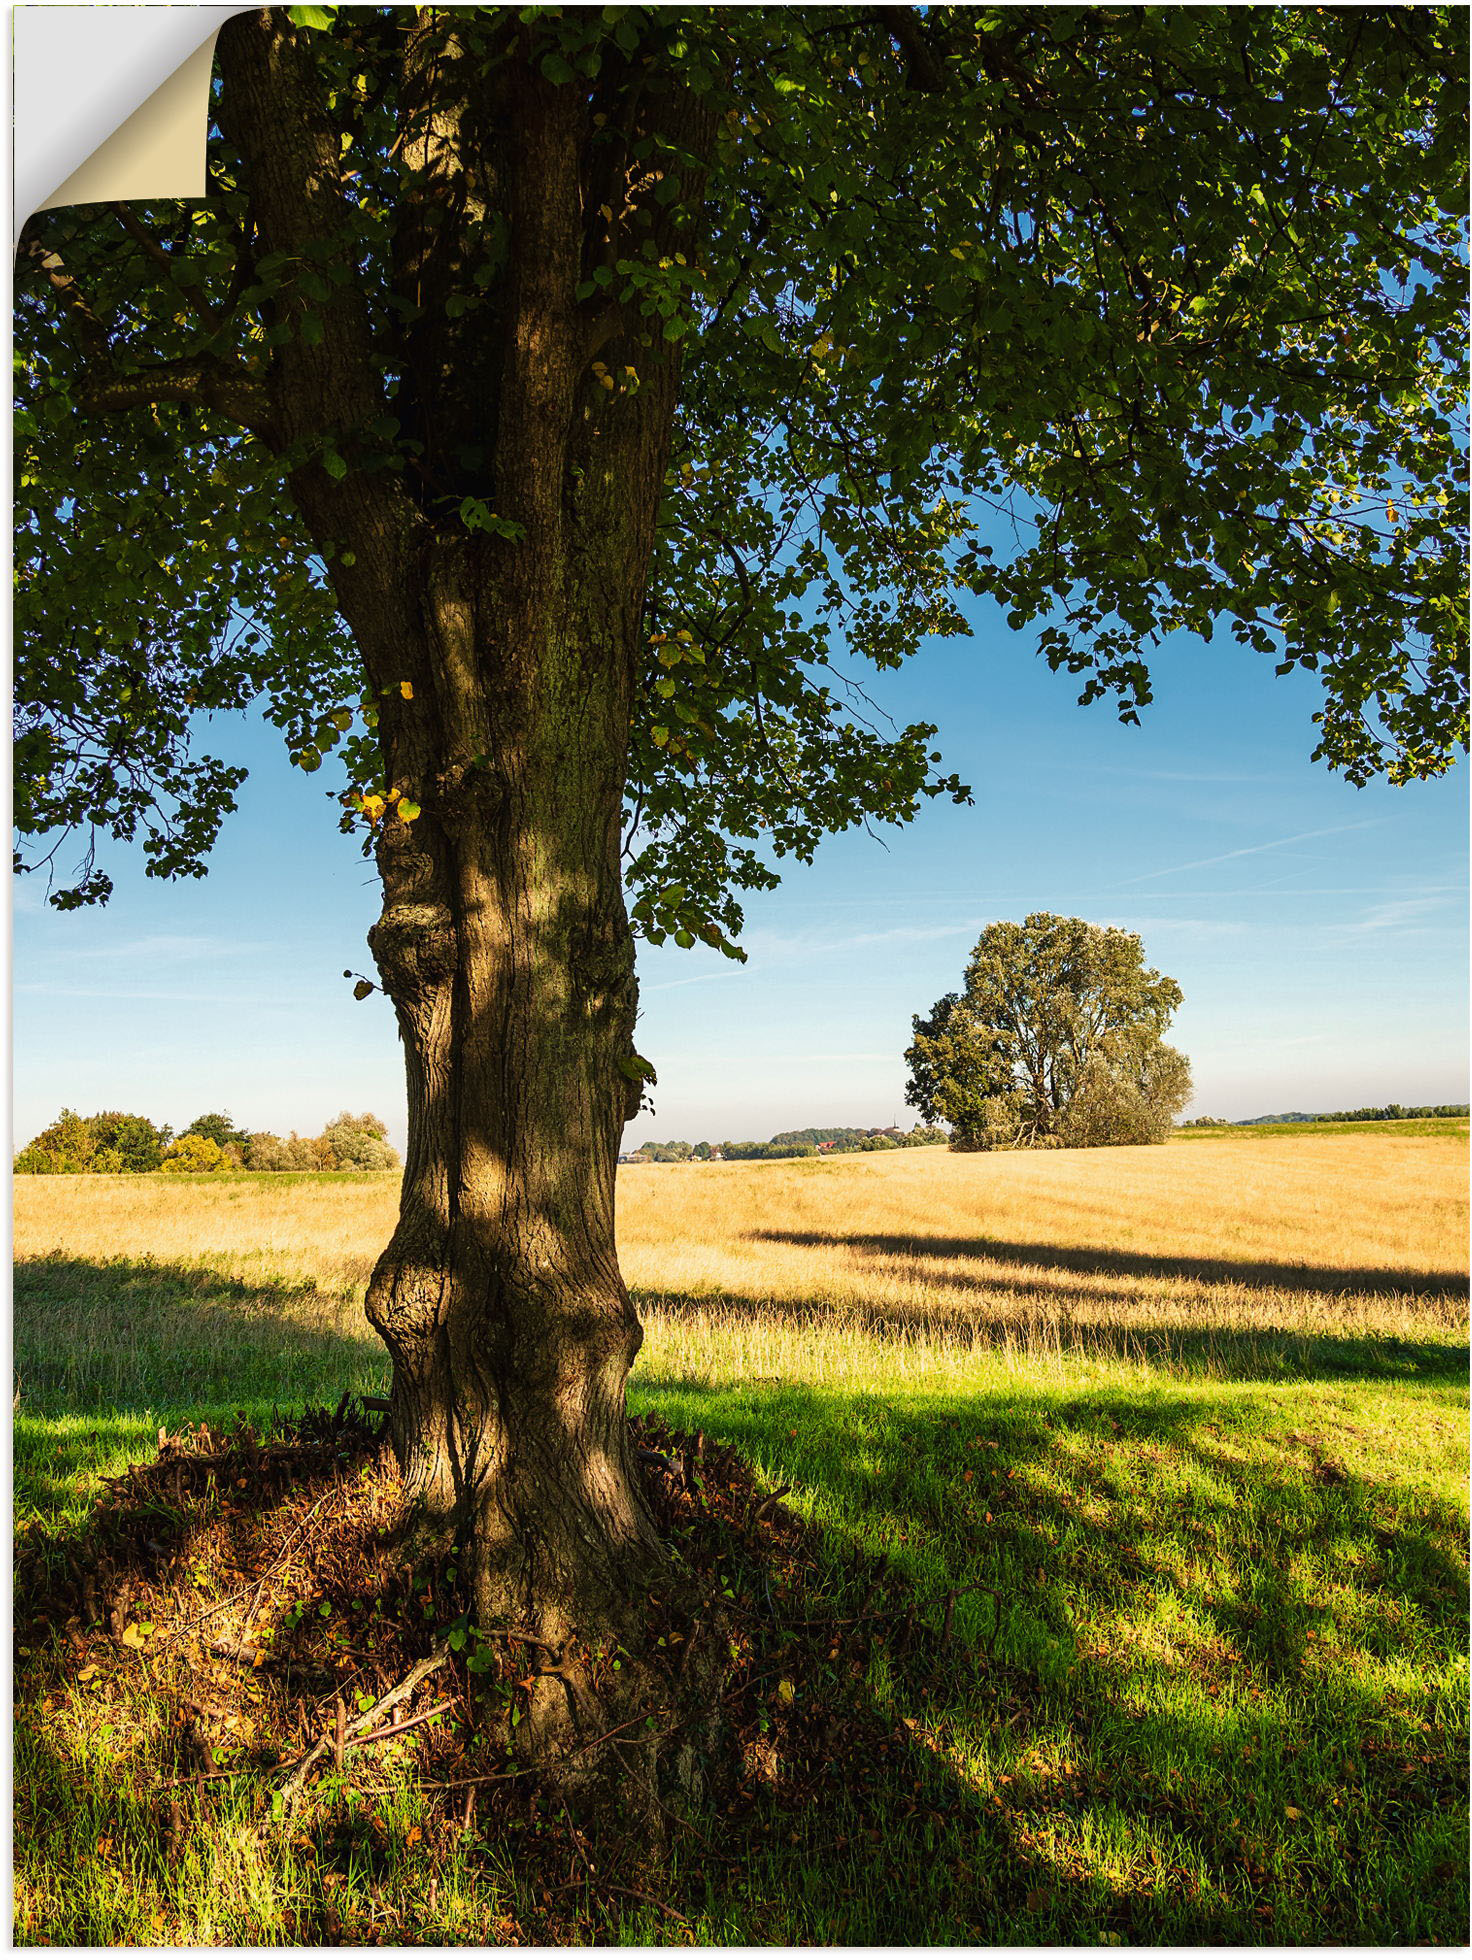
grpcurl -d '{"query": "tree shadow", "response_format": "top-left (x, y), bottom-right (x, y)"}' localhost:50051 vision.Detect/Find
top-left (14, 1254), bottom-right (386, 1418)
top-left (629, 1371), bottom-right (1469, 1944)
top-left (754, 1228), bottom-right (1466, 1302)
top-left (633, 1285), bottom-right (1467, 1385)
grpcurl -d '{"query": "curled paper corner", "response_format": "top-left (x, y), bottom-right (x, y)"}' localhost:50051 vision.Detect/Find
top-left (14, 6), bottom-right (246, 251)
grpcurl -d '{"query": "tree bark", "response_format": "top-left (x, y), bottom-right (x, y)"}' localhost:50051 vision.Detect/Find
top-left (208, 9), bottom-right (725, 1807)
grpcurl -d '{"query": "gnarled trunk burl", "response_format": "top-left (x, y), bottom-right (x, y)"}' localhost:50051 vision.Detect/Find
top-left (212, 13), bottom-right (720, 1799)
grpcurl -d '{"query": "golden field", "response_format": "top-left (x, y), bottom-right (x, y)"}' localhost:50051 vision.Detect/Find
top-left (15, 1133), bottom-right (1467, 1398)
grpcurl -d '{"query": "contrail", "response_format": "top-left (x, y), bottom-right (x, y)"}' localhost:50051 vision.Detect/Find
top-left (1108, 820), bottom-right (1383, 888)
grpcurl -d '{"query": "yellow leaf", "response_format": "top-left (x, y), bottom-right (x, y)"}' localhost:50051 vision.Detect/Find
top-left (399, 681), bottom-right (413, 699)
top-left (360, 793), bottom-right (386, 822)
top-left (120, 1622), bottom-right (147, 1649)
top-left (776, 1679), bottom-right (795, 1705)
top-left (77, 1666), bottom-right (98, 1684)
top-left (398, 798), bottom-right (422, 823)
top-left (1285, 1805), bottom-right (1303, 1820)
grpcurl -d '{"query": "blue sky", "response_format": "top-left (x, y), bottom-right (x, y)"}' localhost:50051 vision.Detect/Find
top-left (14, 590), bottom-right (1466, 1154)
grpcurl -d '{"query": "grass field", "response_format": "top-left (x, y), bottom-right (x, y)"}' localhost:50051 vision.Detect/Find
top-left (14, 1134), bottom-right (1469, 1945)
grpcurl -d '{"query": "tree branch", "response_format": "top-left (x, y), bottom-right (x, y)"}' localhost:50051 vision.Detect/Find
top-left (111, 203), bottom-right (225, 334)
top-left (78, 359), bottom-right (273, 434)
top-left (20, 228), bottom-right (274, 435)
top-left (879, 7), bottom-right (948, 93)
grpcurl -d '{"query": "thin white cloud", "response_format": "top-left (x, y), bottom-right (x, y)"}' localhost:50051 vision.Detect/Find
top-left (644, 968), bottom-right (738, 993)
top-left (1325, 892), bottom-right (1457, 937)
top-left (62, 934), bottom-right (271, 963)
top-left (1108, 820), bottom-right (1383, 888)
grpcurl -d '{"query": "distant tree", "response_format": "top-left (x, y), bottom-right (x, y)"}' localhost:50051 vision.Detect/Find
top-left (183, 1111), bottom-right (252, 1154)
top-left (691, 1142), bottom-right (713, 1162)
top-left (906, 915), bottom-right (1191, 1150)
top-left (642, 1139), bottom-right (693, 1163)
top-left (15, 1107), bottom-right (173, 1172)
top-left (160, 1133), bottom-right (229, 1174)
top-left (721, 1140), bottom-right (818, 1161)
top-left (91, 1110), bottom-right (172, 1171)
top-left (15, 1108), bottom-right (100, 1173)
top-left (321, 1111), bottom-right (402, 1172)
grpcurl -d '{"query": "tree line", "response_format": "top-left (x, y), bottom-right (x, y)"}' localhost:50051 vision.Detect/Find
top-left (1184, 1105), bottom-right (1468, 1128)
top-left (627, 1126), bottom-right (947, 1162)
top-left (15, 1109), bottom-right (400, 1175)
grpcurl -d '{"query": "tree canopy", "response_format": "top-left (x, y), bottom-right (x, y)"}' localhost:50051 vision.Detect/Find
top-left (16, 6), bottom-right (1467, 923)
top-left (905, 913), bottom-right (1193, 1149)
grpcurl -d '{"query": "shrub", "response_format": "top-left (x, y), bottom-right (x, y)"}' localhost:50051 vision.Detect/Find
top-left (320, 1112), bottom-right (400, 1171)
top-left (160, 1133), bottom-right (228, 1174)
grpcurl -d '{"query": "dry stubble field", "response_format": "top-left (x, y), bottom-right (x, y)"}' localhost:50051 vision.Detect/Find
top-left (13, 1131), bottom-right (1470, 1945)
top-left (16, 1132), bottom-right (1468, 1401)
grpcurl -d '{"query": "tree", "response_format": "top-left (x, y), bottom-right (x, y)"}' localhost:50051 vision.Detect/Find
top-left (15, 1108), bottom-right (95, 1174)
top-left (13, 1107), bottom-right (172, 1173)
top-left (91, 1110), bottom-right (172, 1171)
top-left (15, 8), bottom-right (1466, 1790)
top-left (322, 1110), bottom-right (402, 1170)
top-left (160, 1132), bottom-right (230, 1173)
top-left (906, 915), bottom-right (1192, 1148)
top-left (182, 1110), bottom-right (252, 1154)
top-left (245, 1129), bottom-right (332, 1170)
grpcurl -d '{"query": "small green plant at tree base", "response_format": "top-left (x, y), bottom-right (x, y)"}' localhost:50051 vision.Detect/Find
top-left (906, 915), bottom-right (1192, 1150)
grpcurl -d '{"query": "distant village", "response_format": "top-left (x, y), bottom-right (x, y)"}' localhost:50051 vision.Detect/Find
top-left (619, 1125), bottom-right (948, 1164)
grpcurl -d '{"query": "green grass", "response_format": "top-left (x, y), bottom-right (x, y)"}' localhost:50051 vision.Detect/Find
top-left (14, 1245), bottom-right (1469, 1945)
top-left (1174, 1117), bottom-right (1468, 1140)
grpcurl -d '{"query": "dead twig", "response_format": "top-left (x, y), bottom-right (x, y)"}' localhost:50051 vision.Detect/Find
top-left (753, 1484), bottom-right (792, 1523)
top-left (157, 1493), bottom-right (332, 1652)
top-left (348, 1696), bottom-right (453, 1752)
top-left (402, 1710), bottom-right (674, 1792)
top-left (277, 1640), bottom-right (452, 1800)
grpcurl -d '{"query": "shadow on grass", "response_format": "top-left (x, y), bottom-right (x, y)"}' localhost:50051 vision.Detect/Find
top-left (14, 1254), bottom-right (386, 1419)
top-left (629, 1371), bottom-right (1469, 1944)
top-left (755, 1228), bottom-right (1468, 1303)
top-left (634, 1285), bottom-right (1467, 1386)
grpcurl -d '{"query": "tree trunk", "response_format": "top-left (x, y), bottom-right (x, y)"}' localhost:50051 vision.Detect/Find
top-left (211, 11), bottom-right (723, 1808)
top-left (362, 531), bottom-right (688, 1794)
